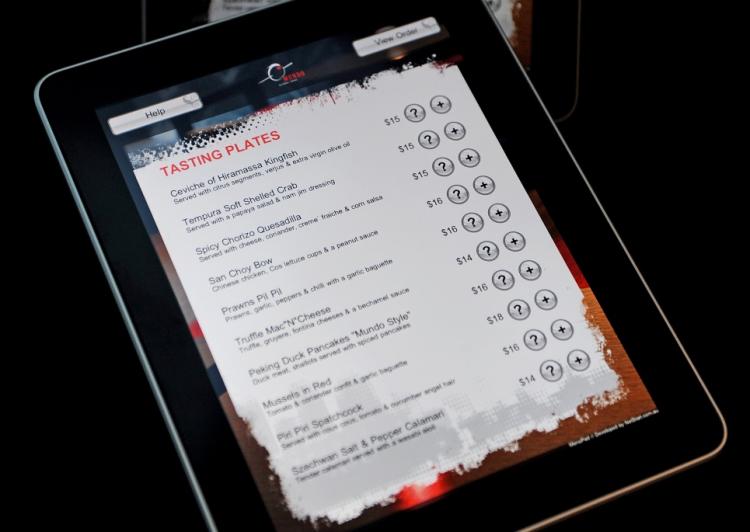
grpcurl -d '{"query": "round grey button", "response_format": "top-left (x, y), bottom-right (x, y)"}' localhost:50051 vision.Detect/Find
top-left (534, 289), bottom-right (558, 310)
top-left (507, 299), bottom-right (531, 320)
top-left (418, 130), bottom-right (440, 149)
top-left (433, 157), bottom-right (455, 176)
top-left (540, 360), bottom-right (564, 382)
top-left (430, 95), bottom-right (452, 113)
top-left (477, 241), bottom-right (500, 261)
top-left (519, 260), bottom-right (542, 281)
top-left (567, 350), bottom-right (591, 371)
top-left (492, 269), bottom-right (515, 290)
top-left (447, 184), bottom-right (469, 204)
top-left (444, 121), bottom-right (466, 140)
top-left (461, 212), bottom-right (484, 232)
top-left (523, 329), bottom-right (547, 351)
top-left (473, 175), bottom-right (495, 195)
top-left (551, 319), bottom-right (574, 341)
top-left (488, 203), bottom-right (511, 223)
top-left (404, 103), bottom-right (426, 122)
top-left (503, 231), bottom-right (526, 252)
top-left (459, 148), bottom-right (481, 167)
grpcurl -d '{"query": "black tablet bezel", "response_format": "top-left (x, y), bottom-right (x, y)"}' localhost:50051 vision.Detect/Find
top-left (35, 1), bottom-right (725, 530)
top-left (530, 0), bottom-right (581, 122)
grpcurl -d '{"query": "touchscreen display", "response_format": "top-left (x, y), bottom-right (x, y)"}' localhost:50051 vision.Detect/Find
top-left (99, 15), bottom-right (656, 530)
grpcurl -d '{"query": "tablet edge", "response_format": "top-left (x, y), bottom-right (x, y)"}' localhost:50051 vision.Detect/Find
top-left (480, 0), bottom-right (729, 528)
top-left (34, 77), bottom-right (220, 532)
top-left (32, 3), bottom-right (296, 530)
top-left (34, 0), bottom-right (729, 528)
top-left (552, 0), bottom-right (582, 124)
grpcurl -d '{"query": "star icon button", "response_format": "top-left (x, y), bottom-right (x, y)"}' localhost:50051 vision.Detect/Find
top-left (550, 319), bottom-right (574, 340)
top-left (488, 203), bottom-right (511, 223)
top-left (458, 148), bottom-right (481, 168)
top-left (519, 259), bottom-right (542, 281)
top-left (534, 289), bottom-right (558, 310)
top-left (567, 350), bottom-right (591, 371)
top-left (430, 95), bottom-right (452, 113)
top-left (503, 231), bottom-right (526, 251)
top-left (444, 121), bottom-right (466, 140)
top-left (473, 175), bottom-right (495, 195)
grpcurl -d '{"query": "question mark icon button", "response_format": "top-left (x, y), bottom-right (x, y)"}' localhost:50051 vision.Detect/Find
top-left (540, 360), bottom-right (564, 382)
top-left (477, 240), bottom-right (500, 261)
top-left (459, 148), bottom-right (481, 168)
top-left (461, 212), bottom-right (484, 232)
top-left (404, 103), bottom-right (426, 122)
top-left (473, 175), bottom-right (495, 195)
top-left (534, 289), bottom-right (558, 310)
top-left (507, 298), bottom-right (531, 320)
top-left (418, 130), bottom-right (440, 149)
top-left (492, 269), bottom-right (515, 290)
top-left (567, 350), bottom-right (591, 371)
top-left (503, 231), bottom-right (526, 252)
top-left (433, 157), bottom-right (455, 176)
top-left (551, 319), bottom-right (574, 340)
top-left (444, 121), bottom-right (466, 140)
top-left (447, 184), bottom-right (469, 204)
top-left (488, 203), bottom-right (511, 223)
top-left (519, 259), bottom-right (542, 281)
top-left (430, 95), bottom-right (452, 113)
top-left (523, 329), bottom-right (547, 351)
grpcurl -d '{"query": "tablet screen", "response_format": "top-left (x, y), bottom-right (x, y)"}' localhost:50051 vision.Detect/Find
top-left (98, 16), bottom-right (656, 530)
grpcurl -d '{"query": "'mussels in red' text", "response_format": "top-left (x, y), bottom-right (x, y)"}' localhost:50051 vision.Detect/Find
top-left (159, 130), bottom-right (281, 176)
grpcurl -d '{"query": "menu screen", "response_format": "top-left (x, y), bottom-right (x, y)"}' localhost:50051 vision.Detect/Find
top-left (99, 17), bottom-right (656, 531)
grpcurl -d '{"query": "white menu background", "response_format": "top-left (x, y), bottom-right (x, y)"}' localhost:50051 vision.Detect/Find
top-left (132, 64), bottom-right (621, 524)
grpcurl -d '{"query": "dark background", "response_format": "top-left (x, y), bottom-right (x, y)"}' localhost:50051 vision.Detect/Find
top-left (11, 1), bottom-right (741, 529)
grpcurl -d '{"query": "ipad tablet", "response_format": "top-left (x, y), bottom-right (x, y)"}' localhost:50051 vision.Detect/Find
top-left (35, 0), bottom-right (725, 530)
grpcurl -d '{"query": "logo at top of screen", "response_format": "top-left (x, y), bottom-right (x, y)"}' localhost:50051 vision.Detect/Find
top-left (258, 61), bottom-right (306, 86)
